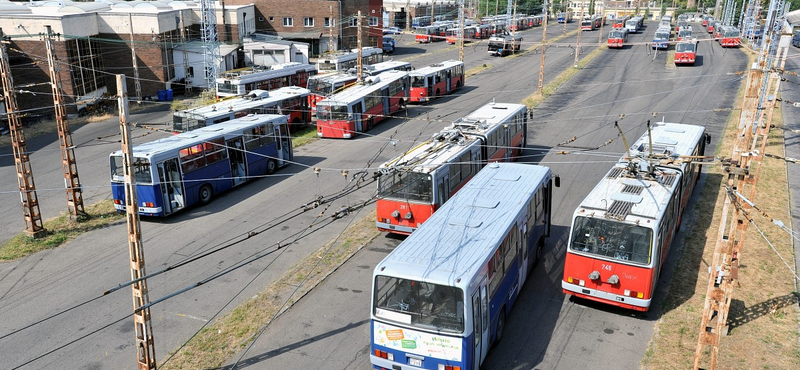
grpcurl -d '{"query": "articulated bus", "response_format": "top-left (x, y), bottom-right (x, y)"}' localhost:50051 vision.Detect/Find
top-left (581, 16), bottom-right (602, 31)
top-left (416, 25), bottom-right (444, 43)
top-left (306, 61), bottom-right (412, 112)
top-left (562, 121), bottom-right (710, 311)
top-left (375, 129), bottom-right (482, 235)
top-left (674, 41), bottom-right (697, 65)
top-left (371, 162), bottom-right (558, 370)
top-left (625, 16), bottom-right (644, 33)
top-left (608, 29), bottom-right (628, 48)
top-left (316, 70), bottom-right (410, 139)
top-left (652, 27), bottom-right (671, 49)
top-left (315, 47), bottom-right (385, 73)
top-left (488, 33), bottom-right (523, 56)
top-left (215, 62), bottom-right (316, 98)
top-left (173, 86), bottom-right (310, 132)
top-left (558, 12), bottom-right (573, 23)
top-left (719, 26), bottom-right (741, 47)
top-left (375, 101), bottom-right (527, 234)
top-left (409, 60), bottom-right (464, 103)
top-left (612, 15), bottom-right (630, 29)
top-left (110, 114), bottom-right (294, 216)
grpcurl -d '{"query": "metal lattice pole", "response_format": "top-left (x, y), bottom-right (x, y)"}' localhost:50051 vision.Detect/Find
top-left (0, 28), bottom-right (46, 238)
top-left (117, 74), bottom-right (157, 370)
top-left (200, 0), bottom-right (220, 90)
top-left (44, 26), bottom-right (87, 219)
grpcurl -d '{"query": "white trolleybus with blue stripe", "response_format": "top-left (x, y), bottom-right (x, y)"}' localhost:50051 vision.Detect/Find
top-left (371, 162), bottom-right (560, 370)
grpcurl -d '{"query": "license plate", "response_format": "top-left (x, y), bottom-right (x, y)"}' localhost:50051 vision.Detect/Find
top-left (409, 358), bottom-right (422, 366)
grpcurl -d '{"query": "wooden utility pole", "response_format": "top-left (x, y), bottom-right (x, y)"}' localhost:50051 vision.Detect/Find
top-left (357, 11), bottom-right (363, 83)
top-left (0, 28), bottom-right (46, 238)
top-left (431, 0), bottom-right (436, 23)
top-left (117, 74), bottom-right (157, 370)
top-left (538, 0), bottom-right (548, 94)
top-left (598, 1), bottom-right (605, 43)
top-left (692, 4), bottom-right (790, 369)
top-left (129, 13), bottom-right (142, 102)
top-left (511, 1), bottom-right (518, 55)
top-left (406, 0), bottom-right (412, 31)
top-left (575, 1), bottom-right (584, 67)
top-left (44, 26), bottom-right (86, 219)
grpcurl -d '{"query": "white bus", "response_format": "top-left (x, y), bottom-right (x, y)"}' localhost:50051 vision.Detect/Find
top-left (371, 162), bottom-right (559, 370)
top-left (215, 62), bottom-right (316, 98)
top-left (315, 47), bottom-right (384, 73)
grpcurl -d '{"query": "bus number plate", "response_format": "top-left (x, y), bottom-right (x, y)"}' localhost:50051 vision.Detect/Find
top-left (409, 358), bottom-right (422, 366)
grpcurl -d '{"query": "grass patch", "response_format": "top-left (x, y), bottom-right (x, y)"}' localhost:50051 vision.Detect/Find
top-left (159, 210), bottom-right (381, 370)
top-left (291, 125), bottom-right (319, 148)
top-left (642, 55), bottom-right (800, 369)
top-left (666, 50), bottom-right (676, 68)
top-left (466, 64), bottom-right (493, 77)
top-left (521, 45), bottom-right (607, 109)
top-left (169, 89), bottom-right (217, 112)
top-left (0, 200), bottom-right (125, 261)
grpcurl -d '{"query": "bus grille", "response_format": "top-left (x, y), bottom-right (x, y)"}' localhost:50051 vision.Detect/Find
top-left (607, 200), bottom-right (634, 220)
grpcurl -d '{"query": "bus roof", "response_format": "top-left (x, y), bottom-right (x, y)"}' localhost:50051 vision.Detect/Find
top-left (575, 122), bottom-right (705, 225)
top-left (378, 129), bottom-right (480, 174)
top-left (215, 62), bottom-right (315, 83)
top-left (447, 102), bottom-right (525, 135)
top-left (175, 86), bottom-right (310, 120)
top-left (375, 163), bottom-right (553, 287)
top-left (317, 70), bottom-right (408, 106)
top-left (409, 60), bottom-right (463, 77)
top-left (111, 114), bottom-right (288, 159)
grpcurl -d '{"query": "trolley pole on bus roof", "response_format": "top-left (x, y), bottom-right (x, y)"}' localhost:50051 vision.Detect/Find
top-left (357, 11), bottom-right (363, 83)
top-left (538, 0), bottom-right (548, 94)
top-left (44, 25), bottom-right (87, 219)
top-left (459, 0), bottom-right (465, 62)
top-left (0, 28), bottom-right (46, 238)
top-left (692, 3), bottom-right (790, 368)
top-left (117, 74), bottom-right (157, 370)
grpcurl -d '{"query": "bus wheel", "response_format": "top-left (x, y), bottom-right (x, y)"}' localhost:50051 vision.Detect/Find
top-left (435, 89), bottom-right (440, 97)
top-left (198, 185), bottom-right (213, 205)
top-left (399, 99), bottom-right (407, 110)
top-left (532, 235), bottom-right (544, 267)
top-left (495, 310), bottom-right (506, 345)
top-left (266, 159), bottom-right (278, 175)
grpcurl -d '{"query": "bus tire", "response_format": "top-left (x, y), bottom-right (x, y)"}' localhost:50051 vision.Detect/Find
top-left (494, 310), bottom-right (506, 346)
top-left (455, 80), bottom-right (462, 89)
top-left (532, 235), bottom-right (544, 267)
top-left (399, 99), bottom-right (407, 110)
top-left (266, 159), bottom-right (278, 175)
top-left (198, 184), bottom-right (213, 205)
top-left (435, 89), bottom-right (440, 97)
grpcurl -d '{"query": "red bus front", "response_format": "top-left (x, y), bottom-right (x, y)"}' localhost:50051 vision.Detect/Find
top-left (707, 24), bottom-right (715, 34)
top-left (376, 199), bottom-right (435, 235)
top-left (702, 19), bottom-right (708, 27)
top-left (316, 103), bottom-right (356, 138)
top-left (416, 31), bottom-right (432, 43)
top-left (674, 51), bottom-right (696, 65)
top-left (613, 20), bottom-right (625, 29)
top-left (562, 216), bottom-right (657, 311)
top-left (720, 36), bottom-right (740, 47)
top-left (608, 35), bottom-right (625, 48)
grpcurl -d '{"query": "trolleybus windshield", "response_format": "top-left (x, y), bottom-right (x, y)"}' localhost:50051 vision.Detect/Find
top-left (316, 105), bottom-right (348, 120)
top-left (569, 216), bottom-right (653, 265)
top-left (676, 42), bottom-right (696, 52)
top-left (110, 157), bottom-right (152, 184)
top-left (373, 276), bottom-right (464, 334)
top-left (377, 172), bottom-right (432, 202)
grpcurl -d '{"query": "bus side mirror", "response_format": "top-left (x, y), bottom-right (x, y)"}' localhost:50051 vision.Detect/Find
top-left (554, 175), bottom-right (561, 188)
top-left (705, 134), bottom-right (711, 144)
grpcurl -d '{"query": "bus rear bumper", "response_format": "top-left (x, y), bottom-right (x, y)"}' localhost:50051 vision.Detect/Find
top-left (376, 221), bottom-right (415, 235)
top-left (562, 281), bottom-right (651, 311)
top-left (371, 355), bottom-right (426, 370)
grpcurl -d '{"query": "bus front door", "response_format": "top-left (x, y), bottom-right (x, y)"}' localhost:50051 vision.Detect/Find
top-left (157, 158), bottom-right (184, 215)
top-left (227, 138), bottom-right (247, 186)
top-left (382, 87), bottom-right (390, 116)
top-left (352, 103), bottom-right (364, 134)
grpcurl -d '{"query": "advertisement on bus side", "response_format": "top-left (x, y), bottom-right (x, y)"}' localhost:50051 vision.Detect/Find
top-left (373, 320), bottom-right (463, 362)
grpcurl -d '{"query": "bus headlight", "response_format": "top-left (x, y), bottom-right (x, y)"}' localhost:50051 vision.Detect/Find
top-left (403, 211), bottom-right (413, 220)
top-left (391, 210), bottom-right (400, 218)
top-left (588, 271), bottom-right (600, 280)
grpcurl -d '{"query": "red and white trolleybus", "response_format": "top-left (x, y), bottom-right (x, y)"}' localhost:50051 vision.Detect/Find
top-left (608, 29), bottom-right (628, 48)
top-left (562, 121), bottom-right (710, 311)
top-left (306, 60), bottom-right (412, 112)
top-left (674, 40), bottom-right (698, 65)
top-left (375, 101), bottom-right (528, 234)
top-left (408, 60), bottom-right (464, 103)
top-left (315, 70), bottom-right (410, 139)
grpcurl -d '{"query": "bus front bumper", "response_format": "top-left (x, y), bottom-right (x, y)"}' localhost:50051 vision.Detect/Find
top-left (376, 221), bottom-right (415, 235)
top-left (562, 280), bottom-right (651, 311)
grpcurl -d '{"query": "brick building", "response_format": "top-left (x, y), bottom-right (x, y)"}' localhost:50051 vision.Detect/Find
top-left (0, 0), bottom-right (253, 116)
top-left (226, 0), bottom-right (383, 55)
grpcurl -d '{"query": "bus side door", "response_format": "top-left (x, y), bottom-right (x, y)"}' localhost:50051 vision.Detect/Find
top-left (471, 280), bottom-right (489, 370)
top-left (156, 158), bottom-right (185, 215)
top-left (275, 123), bottom-right (293, 165)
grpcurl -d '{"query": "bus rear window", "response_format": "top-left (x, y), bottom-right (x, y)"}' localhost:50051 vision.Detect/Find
top-left (373, 276), bottom-right (464, 334)
top-left (569, 216), bottom-right (653, 265)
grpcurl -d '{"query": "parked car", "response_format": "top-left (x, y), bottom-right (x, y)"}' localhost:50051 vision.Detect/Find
top-left (383, 27), bottom-right (403, 35)
top-left (383, 36), bottom-right (396, 49)
top-left (382, 41), bottom-right (394, 54)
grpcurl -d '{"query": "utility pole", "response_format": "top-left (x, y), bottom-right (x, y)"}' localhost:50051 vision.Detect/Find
top-left (0, 28), bottom-right (46, 238)
top-left (179, 11), bottom-right (190, 94)
top-left (511, 1), bottom-right (517, 55)
top-left (598, 1), bottom-right (605, 43)
top-left (357, 11), bottom-right (363, 83)
top-left (128, 13), bottom-right (142, 102)
top-left (538, 0), bottom-right (548, 94)
top-left (576, 1), bottom-right (584, 67)
top-left (117, 74), bottom-right (157, 370)
top-left (562, 0), bottom-right (567, 35)
top-left (431, 0), bottom-right (436, 23)
top-left (692, 0), bottom-right (790, 368)
top-left (406, 0), bottom-right (412, 31)
top-left (459, 0), bottom-right (465, 62)
top-left (44, 26), bottom-right (87, 219)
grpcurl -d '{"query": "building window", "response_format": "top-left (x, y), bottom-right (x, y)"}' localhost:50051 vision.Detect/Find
top-left (369, 17), bottom-right (379, 27)
top-left (283, 17), bottom-right (293, 27)
top-left (304, 17), bottom-right (314, 27)
top-left (268, 16), bottom-right (273, 21)
top-left (349, 18), bottom-right (358, 27)
top-left (324, 17), bottom-right (331, 27)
